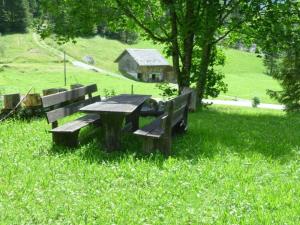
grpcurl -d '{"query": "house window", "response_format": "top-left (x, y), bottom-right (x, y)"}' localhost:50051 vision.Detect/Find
top-left (137, 73), bottom-right (142, 80)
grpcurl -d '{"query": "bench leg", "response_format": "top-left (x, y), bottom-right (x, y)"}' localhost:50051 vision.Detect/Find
top-left (157, 137), bottom-right (171, 156)
top-left (141, 137), bottom-right (171, 156)
top-left (142, 137), bottom-right (155, 154)
top-left (52, 131), bottom-right (80, 148)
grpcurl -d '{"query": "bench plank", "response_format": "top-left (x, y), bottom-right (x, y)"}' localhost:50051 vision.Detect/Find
top-left (46, 96), bottom-right (100, 123)
top-left (50, 114), bottom-right (100, 133)
top-left (42, 84), bottom-right (97, 108)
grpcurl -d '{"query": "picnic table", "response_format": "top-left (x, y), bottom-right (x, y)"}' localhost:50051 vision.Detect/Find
top-left (80, 94), bottom-right (151, 151)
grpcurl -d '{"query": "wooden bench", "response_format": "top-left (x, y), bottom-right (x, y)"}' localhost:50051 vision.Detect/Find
top-left (134, 92), bottom-right (192, 155)
top-left (41, 84), bottom-right (101, 147)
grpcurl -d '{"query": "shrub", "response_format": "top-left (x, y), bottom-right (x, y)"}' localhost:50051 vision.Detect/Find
top-left (156, 82), bottom-right (178, 100)
top-left (252, 97), bottom-right (260, 108)
top-left (103, 89), bottom-right (116, 98)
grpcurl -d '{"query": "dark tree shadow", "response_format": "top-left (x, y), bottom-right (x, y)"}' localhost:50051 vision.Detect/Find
top-left (49, 108), bottom-right (300, 165)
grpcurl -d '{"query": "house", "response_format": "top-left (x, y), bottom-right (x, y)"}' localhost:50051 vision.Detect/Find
top-left (115, 49), bottom-right (175, 82)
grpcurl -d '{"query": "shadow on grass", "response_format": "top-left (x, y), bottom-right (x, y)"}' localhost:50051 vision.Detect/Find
top-left (49, 107), bottom-right (300, 164)
top-left (173, 108), bottom-right (300, 162)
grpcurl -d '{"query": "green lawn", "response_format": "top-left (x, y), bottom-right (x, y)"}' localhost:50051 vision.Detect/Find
top-left (0, 106), bottom-right (299, 224)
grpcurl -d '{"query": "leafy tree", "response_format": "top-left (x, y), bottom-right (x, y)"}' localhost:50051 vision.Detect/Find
top-left (253, 0), bottom-right (300, 112)
top-left (0, 0), bottom-right (30, 33)
top-left (0, 1), bottom-right (9, 33)
top-left (38, 0), bottom-right (279, 106)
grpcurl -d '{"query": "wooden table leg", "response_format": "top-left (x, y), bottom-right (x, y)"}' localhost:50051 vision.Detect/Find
top-left (101, 113), bottom-right (125, 151)
top-left (125, 105), bottom-right (142, 132)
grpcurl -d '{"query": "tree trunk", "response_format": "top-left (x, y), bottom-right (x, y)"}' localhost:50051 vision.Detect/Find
top-left (196, 41), bottom-right (212, 105)
top-left (168, 2), bottom-right (182, 93)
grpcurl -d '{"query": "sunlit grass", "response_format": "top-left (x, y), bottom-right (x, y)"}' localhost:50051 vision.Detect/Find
top-left (0, 106), bottom-right (299, 224)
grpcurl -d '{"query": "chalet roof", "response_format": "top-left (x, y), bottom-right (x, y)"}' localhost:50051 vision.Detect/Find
top-left (115, 49), bottom-right (170, 66)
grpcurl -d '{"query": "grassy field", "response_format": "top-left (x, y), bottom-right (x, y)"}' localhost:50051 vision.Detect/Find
top-left (0, 106), bottom-right (299, 224)
top-left (0, 33), bottom-right (281, 103)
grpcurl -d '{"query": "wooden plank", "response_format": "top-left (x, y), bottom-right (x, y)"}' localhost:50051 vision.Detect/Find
top-left (172, 92), bottom-right (191, 110)
top-left (46, 96), bottom-right (100, 123)
top-left (171, 105), bottom-right (186, 126)
top-left (134, 115), bottom-right (165, 138)
top-left (50, 114), bottom-right (100, 133)
top-left (42, 84), bottom-right (97, 108)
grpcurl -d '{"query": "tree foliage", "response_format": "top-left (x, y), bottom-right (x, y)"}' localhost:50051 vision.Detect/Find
top-left (253, 0), bottom-right (300, 112)
top-left (0, 0), bottom-right (30, 34)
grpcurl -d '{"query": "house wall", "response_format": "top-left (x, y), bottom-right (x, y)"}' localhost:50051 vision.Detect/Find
top-left (138, 66), bottom-right (167, 82)
top-left (117, 54), bottom-right (176, 82)
top-left (118, 53), bottom-right (139, 79)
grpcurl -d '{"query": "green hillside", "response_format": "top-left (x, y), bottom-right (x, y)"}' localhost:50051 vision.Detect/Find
top-left (0, 33), bottom-right (281, 103)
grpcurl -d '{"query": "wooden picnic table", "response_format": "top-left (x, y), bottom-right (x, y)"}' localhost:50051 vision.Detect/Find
top-left (80, 94), bottom-right (151, 151)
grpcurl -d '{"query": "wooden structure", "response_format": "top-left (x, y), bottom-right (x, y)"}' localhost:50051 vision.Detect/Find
top-left (3, 93), bottom-right (21, 110)
top-left (41, 84), bottom-right (101, 147)
top-left (42, 88), bottom-right (67, 96)
top-left (134, 92), bottom-right (192, 155)
top-left (115, 49), bottom-right (175, 82)
top-left (182, 87), bottom-right (197, 111)
top-left (23, 93), bottom-right (42, 108)
top-left (80, 94), bottom-right (150, 151)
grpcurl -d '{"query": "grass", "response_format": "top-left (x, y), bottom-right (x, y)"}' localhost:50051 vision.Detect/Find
top-left (0, 63), bottom-right (161, 97)
top-left (0, 33), bottom-right (281, 103)
top-left (0, 105), bottom-right (299, 224)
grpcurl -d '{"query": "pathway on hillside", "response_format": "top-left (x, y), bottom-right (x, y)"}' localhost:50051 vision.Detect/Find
top-left (202, 99), bottom-right (284, 110)
top-left (33, 33), bottom-right (284, 111)
top-left (32, 33), bottom-right (127, 80)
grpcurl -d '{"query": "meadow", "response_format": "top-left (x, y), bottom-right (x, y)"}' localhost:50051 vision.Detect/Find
top-left (0, 33), bottom-right (299, 224)
top-left (0, 33), bottom-right (281, 103)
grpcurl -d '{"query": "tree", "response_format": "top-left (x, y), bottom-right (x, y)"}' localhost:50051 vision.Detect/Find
top-left (253, 0), bottom-right (300, 112)
top-left (37, 0), bottom-right (271, 105)
top-left (0, 0), bottom-right (30, 33)
top-left (0, 1), bottom-right (9, 33)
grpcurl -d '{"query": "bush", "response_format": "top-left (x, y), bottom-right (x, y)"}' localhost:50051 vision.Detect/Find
top-left (156, 83), bottom-right (178, 100)
top-left (103, 89), bottom-right (116, 98)
top-left (252, 97), bottom-right (260, 108)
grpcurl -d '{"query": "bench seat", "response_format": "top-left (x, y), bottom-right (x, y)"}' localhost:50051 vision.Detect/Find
top-left (134, 92), bottom-right (192, 155)
top-left (50, 114), bottom-right (100, 133)
top-left (134, 116), bottom-right (164, 138)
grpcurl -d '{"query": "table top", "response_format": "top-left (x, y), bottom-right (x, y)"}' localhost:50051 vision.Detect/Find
top-left (80, 94), bottom-right (151, 114)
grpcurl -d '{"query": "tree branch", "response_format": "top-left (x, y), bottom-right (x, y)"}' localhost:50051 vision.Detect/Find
top-left (115, 0), bottom-right (171, 43)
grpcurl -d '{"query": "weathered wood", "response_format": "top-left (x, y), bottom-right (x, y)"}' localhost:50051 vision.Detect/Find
top-left (182, 87), bottom-right (197, 111)
top-left (134, 93), bottom-right (191, 155)
top-left (42, 84), bottom-right (101, 148)
top-left (172, 92), bottom-right (191, 111)
top-left (42, 88), bottom-right (67, 96)
top-left (81, 94), bottom-right (150, 114)
top-left (50, 114), bottom-right (100, 133)
top-left (70, 84), bottom-right (84, 89)
top-left (125, 104), bottom-right (143, 132)
top-left (79, 94), bottom-right (151, 151)
top-left (46, 96), bottom-right (100, 123)
top-left (52, 130), bottom-right (80, 147)
top-left (23, 93), bottom-right (42, 108)
top-left (101, 113), bottom-right (125, 151)
top-left (3, 93), bottom-right (21, 109)
top-left (42, 84), bottom-right (97, 108)
top-left (70, 84), bottom-right (85, 102)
